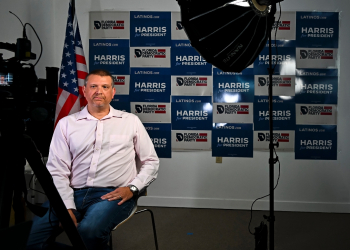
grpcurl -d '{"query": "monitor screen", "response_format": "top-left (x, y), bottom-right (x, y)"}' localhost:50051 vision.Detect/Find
top-left (0, 73), bottom-right (13, 86)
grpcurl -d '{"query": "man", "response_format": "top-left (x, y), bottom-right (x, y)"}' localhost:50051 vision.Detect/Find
top-left (27, 69), bottom-right (159, 250)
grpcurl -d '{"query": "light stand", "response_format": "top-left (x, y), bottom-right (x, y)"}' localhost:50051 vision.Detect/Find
top-left (267, 29), bottom-right (277, 250)
top-left (177, 1), bottom-right (283, 249)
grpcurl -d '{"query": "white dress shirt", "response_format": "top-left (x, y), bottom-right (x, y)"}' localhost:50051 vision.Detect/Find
top-left (47, 106), bottom-right (159, 209)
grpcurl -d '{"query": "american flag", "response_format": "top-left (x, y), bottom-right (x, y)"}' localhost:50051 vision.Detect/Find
top-left (54, 0), bottom-right (87, 128)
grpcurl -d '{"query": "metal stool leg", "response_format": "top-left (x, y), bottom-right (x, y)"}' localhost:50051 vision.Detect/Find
top-left (109, 208), bottom-right (159, 250)
top-left (109, 233), bottom-right (113, 249)
top-left (135, 209), bottom-right (159, 250)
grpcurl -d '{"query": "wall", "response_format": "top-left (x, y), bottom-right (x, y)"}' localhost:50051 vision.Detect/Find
top-left (0, 0), bottom-right (30, 60)
top-left (2, 0), bottom-right (349, 213)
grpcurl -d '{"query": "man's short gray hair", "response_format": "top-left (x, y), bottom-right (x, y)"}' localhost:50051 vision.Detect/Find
top-left (84, 69), bottom-right (114, 88)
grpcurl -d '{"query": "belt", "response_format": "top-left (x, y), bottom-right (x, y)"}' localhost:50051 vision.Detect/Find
top-left (72, 186), bottom-right (116, 191)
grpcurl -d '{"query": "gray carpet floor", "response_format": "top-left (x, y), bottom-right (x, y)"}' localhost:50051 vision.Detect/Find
top-left (54, 206), bottom-right (350, 250)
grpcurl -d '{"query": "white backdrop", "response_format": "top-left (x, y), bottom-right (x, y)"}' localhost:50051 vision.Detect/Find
top-left (1, 0), bottom-right (349, 213)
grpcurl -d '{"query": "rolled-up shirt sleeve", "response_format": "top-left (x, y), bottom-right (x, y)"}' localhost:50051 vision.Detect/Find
top-left (46, 119), bottom-right (76, 210)
top-left (130, 116), bottom-right (159, 192)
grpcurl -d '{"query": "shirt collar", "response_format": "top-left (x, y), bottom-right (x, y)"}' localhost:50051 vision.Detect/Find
top-left (76, 105), bottom-right (123, 121)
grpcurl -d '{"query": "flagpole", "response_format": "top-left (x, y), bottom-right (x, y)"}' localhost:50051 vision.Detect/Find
top-left (71, 0), bottom-right (75, 19)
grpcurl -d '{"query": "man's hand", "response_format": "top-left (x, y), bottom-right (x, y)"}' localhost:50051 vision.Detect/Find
top-left (60, 209), bottom-right (78, 229)
top-left (101, 187), bottom-right (133, 205)
top-left (68, 209), bottom-right (78, 227)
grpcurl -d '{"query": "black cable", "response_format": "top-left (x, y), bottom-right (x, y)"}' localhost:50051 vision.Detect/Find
top-left (23, 22), bottom-right (43, 66)
top-left (48, 203), bottom-right (55, 227)
top-left (28, 173), bottom-right (46, 196)
top-left (9, 11), bottom-right (26, 39)
top-left (248, 148), bottom-right (281, 235)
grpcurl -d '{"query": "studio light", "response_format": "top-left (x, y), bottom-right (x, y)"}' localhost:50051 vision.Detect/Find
top-left (177, 0), bottom-right (282, 72)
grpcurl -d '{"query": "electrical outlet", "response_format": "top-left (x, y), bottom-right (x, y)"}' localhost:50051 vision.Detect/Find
top-left (216, 157), bottom-right (222, 163)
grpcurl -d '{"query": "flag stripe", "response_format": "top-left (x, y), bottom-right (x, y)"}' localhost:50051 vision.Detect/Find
top-left (57, 86), bottom-right (63, 102)
top-left (55, 94), bottom-right (79, 126)
top-left (76, 62), bottom-right (87, 72)
top-left (75, 46), bottom-right (84, 56)
top-left (77, 70), bottom-right (88, 80)
top-left (78, 78), bottom-right (85, 87)
top-left (76, 54), bottom-right (86, 64)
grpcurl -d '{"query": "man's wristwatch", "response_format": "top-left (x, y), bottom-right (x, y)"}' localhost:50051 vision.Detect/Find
top-left (128, 185), bottom-right (139, 197)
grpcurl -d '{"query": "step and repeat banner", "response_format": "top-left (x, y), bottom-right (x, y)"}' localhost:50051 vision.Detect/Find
top-left (89, 11), bottom-right (339, 160)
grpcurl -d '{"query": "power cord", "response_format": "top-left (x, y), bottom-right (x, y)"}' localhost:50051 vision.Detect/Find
top-left (24, 23), bottom-right (43, 66)
top-left (248, 148), bottom-right (281, 235)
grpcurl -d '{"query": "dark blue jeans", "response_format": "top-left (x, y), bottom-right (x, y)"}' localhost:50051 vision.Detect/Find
top-left (26, 187), bottom-right (136, 250)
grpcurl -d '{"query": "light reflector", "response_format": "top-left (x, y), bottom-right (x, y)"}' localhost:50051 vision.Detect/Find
top-left (177, 0), bottom-right (276, 72)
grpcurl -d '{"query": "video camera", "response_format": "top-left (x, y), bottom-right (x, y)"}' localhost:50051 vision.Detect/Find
top-left (0, 12), bottom-right (59, 157)
top-left (0, 12), bottom-right (59, 228)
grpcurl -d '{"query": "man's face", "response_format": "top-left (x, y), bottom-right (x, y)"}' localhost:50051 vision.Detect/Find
top-left (83, 74), bottom-right (115, 108)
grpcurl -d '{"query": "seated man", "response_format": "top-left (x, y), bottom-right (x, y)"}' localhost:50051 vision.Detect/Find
top-left (27, 69), bottom-right (159, 250)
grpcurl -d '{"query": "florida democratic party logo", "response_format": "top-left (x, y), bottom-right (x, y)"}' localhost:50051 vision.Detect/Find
top-left (300, 49), bottom-right (333, 60)
top-left (258, 77), bottom-right (292, 87)
top-left (134, 49), bottom-right (166, 58)
top-left (176, 77), bottom-right (207, 87)
top-left (135, 104), bottom-right (166, 114)
top-left (258, 132), bottom-right (290, 142)
top-left (300, 106), bottom-right (332, 115)
top-left (94, 20), bottom-right (124, 30)
top-left (217, 105), bottom-right (249, 114)
top-left (176, 133), bottom-right (207, 142)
